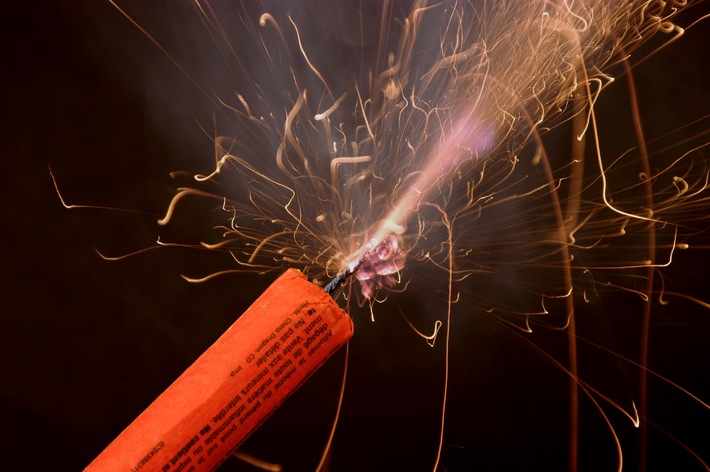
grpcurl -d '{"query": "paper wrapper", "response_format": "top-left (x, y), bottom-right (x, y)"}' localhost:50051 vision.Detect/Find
top-left (85, 269), bottom-right (353, 472)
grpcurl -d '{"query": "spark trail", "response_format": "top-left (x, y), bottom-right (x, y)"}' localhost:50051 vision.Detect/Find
top-left (102, 0), bottom-right (710, 470)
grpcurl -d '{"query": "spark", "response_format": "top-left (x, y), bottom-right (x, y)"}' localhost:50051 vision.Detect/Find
top-left (67, 1), bottom-right (710, 469)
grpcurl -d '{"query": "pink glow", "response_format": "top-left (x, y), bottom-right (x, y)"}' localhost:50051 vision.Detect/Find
top-left (351, 113), bottom-right (495, 269)
top-left (350, 235), bottom-right (406, 299)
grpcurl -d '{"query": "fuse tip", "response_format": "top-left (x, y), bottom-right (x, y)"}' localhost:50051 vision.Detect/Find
top-left (324, 234), bottom-right (405, 297)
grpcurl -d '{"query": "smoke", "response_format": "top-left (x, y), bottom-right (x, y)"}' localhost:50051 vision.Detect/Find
top-left (86, 0), bottom-right (710, 469)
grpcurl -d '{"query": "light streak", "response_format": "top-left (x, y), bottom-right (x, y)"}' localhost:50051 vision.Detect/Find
top-left (73, 0), bottom-right (710, 470)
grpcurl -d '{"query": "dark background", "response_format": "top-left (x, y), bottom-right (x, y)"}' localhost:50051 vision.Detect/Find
top-left (2, 1), bottom-right (709, 471)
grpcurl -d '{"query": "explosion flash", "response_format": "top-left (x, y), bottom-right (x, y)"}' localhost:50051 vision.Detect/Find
top-left (67, 0), bottom-right (710, 470)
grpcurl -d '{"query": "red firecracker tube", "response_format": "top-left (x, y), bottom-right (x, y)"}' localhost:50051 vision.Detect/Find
top-left (85, 269), bottom-right (353, 472)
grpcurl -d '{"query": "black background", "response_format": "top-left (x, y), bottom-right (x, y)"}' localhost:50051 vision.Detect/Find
top-left (3, 1), bottom-right (710, 471)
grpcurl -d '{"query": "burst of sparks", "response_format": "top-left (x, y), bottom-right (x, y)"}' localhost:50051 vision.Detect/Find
top-left (90, 1), bottom-right (710, 469)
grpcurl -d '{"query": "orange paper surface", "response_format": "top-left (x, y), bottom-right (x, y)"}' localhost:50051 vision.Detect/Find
top-left (85, 269), bottom-right (353, 472)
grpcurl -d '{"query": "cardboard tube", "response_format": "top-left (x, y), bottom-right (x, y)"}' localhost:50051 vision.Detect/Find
top-left (85, 269), bottom-right (353, 472)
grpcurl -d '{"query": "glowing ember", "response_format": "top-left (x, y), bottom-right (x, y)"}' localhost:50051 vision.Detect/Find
top-left (349, 235), bottom-right (406, 299)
